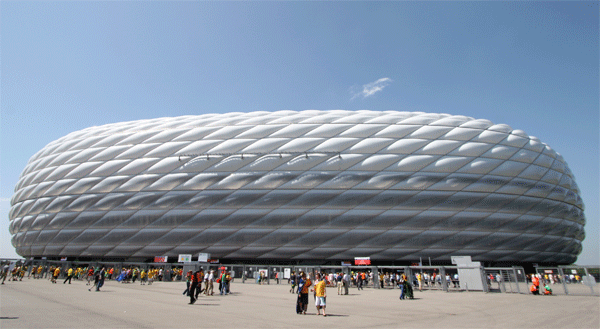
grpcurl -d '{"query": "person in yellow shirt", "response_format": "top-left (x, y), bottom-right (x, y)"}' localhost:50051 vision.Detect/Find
top-left (63, 268), bottom-right (74, 284)
top-left (140, 269), bottom-right (146, 285)
top-left (314, 273), bottom-right (327, 316)
top-left (52, 267), bottom-right (61, 284)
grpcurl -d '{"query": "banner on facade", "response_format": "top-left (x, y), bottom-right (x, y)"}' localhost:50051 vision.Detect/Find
top-left (341, 261), bottom-right (352, 266)
top-left (178, 254), bottom-right (192, 263)
top-left (197, 253), bottom-right (210, 262)
top-left (354, 257), bottom-right (371, 265)
top-left (154, 256), bottom-right (168, 263)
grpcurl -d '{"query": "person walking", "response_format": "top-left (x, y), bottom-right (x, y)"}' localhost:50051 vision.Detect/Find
top-left (96, 268), bottom-right (106, 291)
top-left (188, 270), bottom-right (199, 304)
top-left (343, 272), bottom-right (350, 295)
top-left (63, 267), bottom-right (74, 284)
top-left (182, 271), bottom-right (192, 296)
top-left (205, 270), bottom-right (214, 296)
top-left (398, 273), bottom-right (406, 300)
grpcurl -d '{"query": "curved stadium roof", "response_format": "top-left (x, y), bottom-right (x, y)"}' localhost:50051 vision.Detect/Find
top-left (9, 110), bottom-right (586, 263)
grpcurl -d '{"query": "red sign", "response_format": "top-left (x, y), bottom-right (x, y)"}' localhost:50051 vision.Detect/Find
top-left (354, 257), bottom-right (371, 265)
top-left (154, 256), bottom-right (168, 263)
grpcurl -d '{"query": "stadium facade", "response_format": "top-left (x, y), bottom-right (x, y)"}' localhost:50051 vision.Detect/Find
top-left (8, 111), bottom-right (585, 264)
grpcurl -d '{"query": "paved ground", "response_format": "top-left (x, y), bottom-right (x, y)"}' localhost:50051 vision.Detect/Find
top-left (1, 278), bottom-right (598, 328)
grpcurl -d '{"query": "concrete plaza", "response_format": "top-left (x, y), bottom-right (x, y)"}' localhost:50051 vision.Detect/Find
top-left (1, 278), bottom-right (598, 328)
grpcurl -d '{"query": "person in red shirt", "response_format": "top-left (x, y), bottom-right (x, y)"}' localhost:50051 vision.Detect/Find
top-left (189, 270), bottom-right (199, 304)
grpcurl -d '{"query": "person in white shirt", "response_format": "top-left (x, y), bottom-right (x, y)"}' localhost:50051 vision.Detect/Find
top-left (205, 270), bottom-right (214, 295)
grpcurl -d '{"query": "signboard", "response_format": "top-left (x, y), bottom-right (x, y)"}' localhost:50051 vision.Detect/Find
top-left (544, 270), bottom-right (553, 274)
top-left (60, 257), bottom-right (68, 261)
top-left (341, 262), bottom-right (351, 266)
top-left (208, 259), bottom-right (219, 264)
top-left (178, 254), bottom-right (192, 263)
top-left (354, 257), bottom-right (371, 265)
top-left (154, 256), bottom-right (168, 263)
top-left (571, 270), bottom-right (578, 274)
top-left (197, 253), bottom-right (210, 262)
top-left (284, 268), bottom-right (291, 279)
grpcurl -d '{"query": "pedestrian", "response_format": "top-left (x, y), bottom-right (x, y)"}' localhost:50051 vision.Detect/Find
top-left (63, 267), bottom-right (74, 284)
top-left (183, 271), bottom-right (192, 296)
top-left (314, 273), bottom-right (327, 316)
top-left (189, 270), bottom-right (199, 304)
top-left (51, 267), bottom-right (60, 284)
top-left (399, 273), bottom-right (406, 300)
top-left (96, 268), bottom-right (106, 291)
top-left (205, 270), bottom-right (214, 296)
top-left (296, 272), bottom-right (311, 315)
top-left (290, 271), bottom-right (297, 293)
top-left (343, 272), bottom-right (350, 295)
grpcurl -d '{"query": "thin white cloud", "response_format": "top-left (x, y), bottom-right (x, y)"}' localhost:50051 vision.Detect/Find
top-left (351, 77), bottom-right (393, 100)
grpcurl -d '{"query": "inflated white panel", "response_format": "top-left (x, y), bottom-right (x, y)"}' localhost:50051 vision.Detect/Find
top-left (116, 158), bottom-right (161, 175)
top-left (340, 124), bottom-right (388, 137)
top-left (241, 138), bottom-right (291, 154)
top-left (409, 125), bottom-right (454, 139)
top-left (350, 154), bottom-right (402, 171)
top-left (394, 155), bottom-right (438, 171)
top-left (207, 139), bottom-right (256, 154)
top-left (386, 139), bottom-right (429, 154)
top-left (277, 138), bottom-right (325, 153)
top-left (417, 140), bottom-right (462, 155)
top-left (312, 138), bottom-right (358, 153)
top-left (441, 127), bottom-right (482, 141)
top-left (373, 124), bottom-right (420, 138)
top-left (269, 124), bottom-right (320, 138)
top-left (349, 138), bottom-right (395, 153)
top-left (450, 142), bottom-right (494, 157)
top-left (304, 124), bottom-right (353, 138)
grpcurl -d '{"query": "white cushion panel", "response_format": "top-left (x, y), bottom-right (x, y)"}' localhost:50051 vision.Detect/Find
top-left (277, 138), bottom-right (325, 153)
top-left (207, 139), bottom-right (256, 154)
top-left (373, 124), bottom-right (420, 138)
top-left (312, 154), bottom-right (367, 171)
top-left (409, 126), bottom-right (454, 139)
top-left (177, 140), bottom-right (223, 155)
top-left (350, 154), bottom-right (402, 171)
top-left (417, 140), bottom-right (462, 155)
top-left (114, 143), bottom-right (160, 159)
top-left (241, 138), bottom-right (291, 154)
top-left (339, 124), bottom-right (388, 137)
top-left (171, 126), bottom-right (220, 141)
top-left (441, 127), bottom-right (482, 141)
top-left (385, 139), bottom-right (429, 154)
top-left (312, 138), bottom-right (358, 153)
top-left (116, 158), bottom-right (161, 175)
top-left (303, 124), bottom-right (353, 137)
top-left (349, 138), bottom-right (395, 154)
top-left (236, 125), bottom-right (288, 139)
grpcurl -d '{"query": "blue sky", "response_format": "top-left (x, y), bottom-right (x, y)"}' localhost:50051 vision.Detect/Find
top-left (1, 1), bottom-right (598, 264)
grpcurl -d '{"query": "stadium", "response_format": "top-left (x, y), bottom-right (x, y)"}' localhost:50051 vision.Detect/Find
top-left (8, 110), bottom-right (586, 265)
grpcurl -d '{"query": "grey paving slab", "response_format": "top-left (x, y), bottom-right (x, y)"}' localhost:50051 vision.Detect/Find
top-left (1, 278), bottom-right (598, 328)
